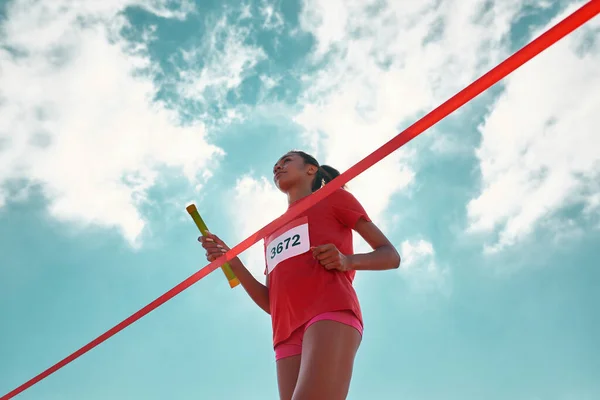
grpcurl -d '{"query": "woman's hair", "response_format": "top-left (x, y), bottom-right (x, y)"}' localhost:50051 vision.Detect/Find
top-left (289, 150), bottom-right (344, 192)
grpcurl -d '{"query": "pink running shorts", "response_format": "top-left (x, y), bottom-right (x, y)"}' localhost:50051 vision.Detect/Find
top-left (274, 309), bottom-right (363, 361)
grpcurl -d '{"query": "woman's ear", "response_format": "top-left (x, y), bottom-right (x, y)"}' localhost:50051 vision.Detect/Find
top-left (306, 165), bottom-right (319, 176)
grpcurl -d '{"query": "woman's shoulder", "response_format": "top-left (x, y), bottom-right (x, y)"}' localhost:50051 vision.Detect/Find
top-left (327, 187), bottom-right (360, 204)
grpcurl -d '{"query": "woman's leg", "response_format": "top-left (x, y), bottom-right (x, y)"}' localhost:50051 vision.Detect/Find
top-left (276, 355), bottom-right (301, 400)
top-left (291, 320), bottom-right (362, 400)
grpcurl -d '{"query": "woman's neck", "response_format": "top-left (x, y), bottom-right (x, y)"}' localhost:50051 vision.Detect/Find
top-left (286, 185), bottom-right (313, 206)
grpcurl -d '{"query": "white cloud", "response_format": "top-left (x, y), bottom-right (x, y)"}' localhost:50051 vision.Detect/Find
top-left (467, 3), bottom-right (600, 252)
top-left (259, 74), bottom-right (280, 91)
top-left (400, 239), bottom-right (435, 268)
top-left (259, 0), bottom-right (284, 32)
top-left (584, 193), bottom-right (600, 216)
top-left (239, 4), bottom-right (253, 21)
top-left (137, 0), bottom-right (195, 20)
top-left (227, 175), bottom-right (287, 279)
top-left (399, 239), bottom-right (448, 293)
top-left (542, 217), bottom-right (586, 246)
top-left (293, 0), bottom-right (533, 235)
top-left (176, 14), bottom-right (266, 124)
top-left (0, 0), bottom-right (226, 246)
top-left (430, 131), bottom-right (471, 155)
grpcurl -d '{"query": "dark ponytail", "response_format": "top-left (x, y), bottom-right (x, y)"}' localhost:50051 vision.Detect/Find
top-left (312, 164), bottom-right (341, 191)
top-left (288, 150), bottom-right (344, 192)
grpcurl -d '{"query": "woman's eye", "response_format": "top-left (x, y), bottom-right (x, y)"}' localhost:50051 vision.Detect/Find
top-left (273, 157), bottom-right (291, 173)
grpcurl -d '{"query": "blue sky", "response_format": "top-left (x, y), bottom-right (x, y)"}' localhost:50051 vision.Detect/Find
top-left (1, 0), bottom-right (599, 399)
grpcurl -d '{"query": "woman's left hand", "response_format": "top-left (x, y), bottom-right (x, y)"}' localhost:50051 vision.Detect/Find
top-left (311, 244), bottom-right (353, 272)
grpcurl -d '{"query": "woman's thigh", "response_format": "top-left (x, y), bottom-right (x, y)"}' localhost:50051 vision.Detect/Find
top-left (291, 320), bottom-right (362, 400)
top-left (276, 355), bottom-right (301, 400)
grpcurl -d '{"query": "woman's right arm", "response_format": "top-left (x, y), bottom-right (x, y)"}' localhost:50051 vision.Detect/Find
top-left (199, 232), bottom-right (270, 315)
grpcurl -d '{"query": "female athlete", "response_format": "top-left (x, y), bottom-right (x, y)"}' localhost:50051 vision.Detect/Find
top-left (199, 150), bottom-right (401, 400)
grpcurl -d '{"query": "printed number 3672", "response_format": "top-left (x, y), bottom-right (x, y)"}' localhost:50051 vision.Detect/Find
top-left (270, 234), bottom-right (301, 259)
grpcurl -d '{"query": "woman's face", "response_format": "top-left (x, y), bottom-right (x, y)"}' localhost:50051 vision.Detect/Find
top-left (272, 152), bottom-right (316, 192)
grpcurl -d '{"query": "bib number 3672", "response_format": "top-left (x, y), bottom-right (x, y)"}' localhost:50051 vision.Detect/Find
top-left (265, 222), bottom-right (310, 274)
top-left (270, 234), bottom-right (301, 259)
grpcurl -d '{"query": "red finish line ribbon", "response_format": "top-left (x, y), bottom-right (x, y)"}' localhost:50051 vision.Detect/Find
top-left (3, 1), bottom-right (599, 398)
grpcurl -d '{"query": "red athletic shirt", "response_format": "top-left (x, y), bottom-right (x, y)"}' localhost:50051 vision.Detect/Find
top-left (263, 188), bottom-right (371, 347)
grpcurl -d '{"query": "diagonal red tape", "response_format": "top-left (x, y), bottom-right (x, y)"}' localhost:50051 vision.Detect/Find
top-left (3, 1), bottom-right (599, 398)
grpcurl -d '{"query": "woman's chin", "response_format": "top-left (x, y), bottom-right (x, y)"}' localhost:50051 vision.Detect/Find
top-left (275, 179), bottom-right (292, 192)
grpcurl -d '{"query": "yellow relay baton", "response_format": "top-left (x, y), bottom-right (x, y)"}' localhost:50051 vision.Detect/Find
top-left (186, 204), bottom-right (240, 289)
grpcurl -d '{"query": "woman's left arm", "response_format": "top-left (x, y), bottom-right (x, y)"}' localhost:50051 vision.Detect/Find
top-left (348, 217), bottom-right (401, 271)
top-left (312, 217), bottom-right (401, 271)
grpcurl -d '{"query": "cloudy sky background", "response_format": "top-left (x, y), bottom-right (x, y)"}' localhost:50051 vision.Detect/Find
top-left (1, 0), bottom-right (599, 399)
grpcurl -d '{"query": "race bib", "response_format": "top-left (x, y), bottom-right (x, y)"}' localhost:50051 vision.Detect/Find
top-left (265, 217), bottom-right (310, 274)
